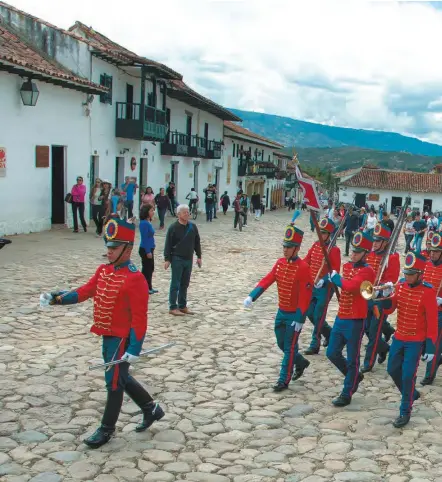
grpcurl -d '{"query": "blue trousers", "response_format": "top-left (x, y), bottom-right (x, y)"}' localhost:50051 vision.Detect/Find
top-left (305, 285), bottom-right (332, 350)
top-left (326, 317), bottom-right (365, 398)
top-left (363, 308), bottom-right (390, 369)
top-left (274, 310), bottom-right (307, 385)
top-left (425, 314), bottom-right (442, 379)
top-left (205, 203), bottom-right (213, 222)
top-left (387, 338), bottom-right (423, 416)
top-left (102, 336), bottom-right (130, 391)
top-left (414, 235), bottom-right (423, 253)
top-left (169, 256), bottom-right (193, 310)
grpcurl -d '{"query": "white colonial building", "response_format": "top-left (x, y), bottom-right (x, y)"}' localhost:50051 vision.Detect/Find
top-left (222, 121), bottom-right (287, 208)
top-left (337, 166), bottom-right (442, 213)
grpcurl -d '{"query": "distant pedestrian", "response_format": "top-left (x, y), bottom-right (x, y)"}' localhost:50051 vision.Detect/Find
top-left (154, 187), bottom-right (169, 230)
top-left (403, 215), bottom-right (414, 254)
top-left (90, 178), bottom-right (104, 237)
top-left (220, 191), bottom-right (230, 214)
top-left (121, 176), bottom-right (138, 219)
top-left (141, 187), bottom-right (155, 208)
top-left (71, 175), bottom-right (87, 233)
top-left (252, 192), bottom-right (261, 220)
top-left (166, 182), bottom-right (176, 217)
top-left (344, 208), bottom-right (360, 256)
top-left (382, 211), bottom-right (395, 231)
top-left (139, 204), bottom-right (158, 295)
top-left (204, 185), bottom-right (215, 222)
top-left (164, 204), bottom-right (202, 316)
top-left (412, 212), bottom-right (427, 253)
top-left (100, 180), bottom-right (112, 218)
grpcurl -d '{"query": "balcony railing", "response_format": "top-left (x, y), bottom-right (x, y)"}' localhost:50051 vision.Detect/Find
top-left (161, 131), bottom-right (223, 158)
top-left (237, 161), bottom-right (277, 178)
top-left (116, 102), bottom-right (167, 141)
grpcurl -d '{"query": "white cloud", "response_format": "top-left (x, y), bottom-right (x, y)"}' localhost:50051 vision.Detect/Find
top-left (8, 0), bottom-right (442, 143)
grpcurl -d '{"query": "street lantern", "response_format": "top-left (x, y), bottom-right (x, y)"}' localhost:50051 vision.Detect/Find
top-left (20, 79), bottom-right (39, 106)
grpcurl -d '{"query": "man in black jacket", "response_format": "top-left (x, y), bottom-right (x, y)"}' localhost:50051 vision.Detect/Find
top-left (344, 208), bottom-right (360, 256)
top-left (164, 204), bottom-right (202, 316)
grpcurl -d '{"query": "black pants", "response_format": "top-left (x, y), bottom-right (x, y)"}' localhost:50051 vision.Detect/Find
top-left (72, 202), bottom-right (86, 232)
top-left (139, 247), bottom-right (154, 290)
top-left (405, 234), bottom-right (413, 253)
top-left (234, 211), bottom-right (245, 228)
top-left (222, 204), bottom-right (228, 214)
top-left (169, 198), bottom-right (176, 216)
top-left (91, 204), bottom-right (104, 235)
top-left (345, 231), bottom-right (352, 255)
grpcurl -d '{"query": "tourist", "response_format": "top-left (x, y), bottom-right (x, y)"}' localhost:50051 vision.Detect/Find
top-left (90, 178), bottom-right (104, 237)
top-left (139, 204), bottom-right (158, 295)
top-left (359, 207), bottom-right (367, 229)
top-left (427, 213), bottom-right (438, 232)
top-left (121, 176), bottom-right (138, 219)
top-left (154, 187), bottom-right (169, 230)
top-left (100, 180), bottom-right (112, 219)
top-left (412, 212), bottom-right (427, 253)
top-left (403, 214), bottom-right (414, 254)
top-left (204, 184), bottom-right (215, 222)
top-left (233, 192), bottom-right (243, 229)
top-left (220, 191), bottom-right (230, 215)
top-left (364, 209), bottom-right (377, 237)
top-left (240, 193), bottom-right (249, 227)
top-left (166, 182), bottom-right (176, 217)
top-left (164, 204), bottom-right (202, 316)
top-left (252, 192), bottom-right (261, 220)
top-left (382, 211), bottom-right (394, 231)
top-left (71, 175), bottom-right (87, 233)
top-left (141, 187), bottom-right (155, 208)
top-left (344, 207), bottom-right (360, 256)
top-left (186, 187), bottom-right (199, 212)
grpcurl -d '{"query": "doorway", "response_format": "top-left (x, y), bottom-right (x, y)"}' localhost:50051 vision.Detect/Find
top-left (171, 162), bottom-right (178, 197)
top-left (424, 198), bottom-right (433, 213)
top-left (51, 146), bottom-right (65, 224)
top-left (186, 115), bottom-right (192, 146)
top-left (139, 157), bottom-right (148, 203)
top-left (193, 163), bottom-right (199, 191)
top-left (391, 196), bottom-right (403, 213)
top-left (115, 157), bottom-right (125, 188)
top-left (354, 193), bottom-right (366, 208)
top-left (266, 187), bottom-right (269, 208)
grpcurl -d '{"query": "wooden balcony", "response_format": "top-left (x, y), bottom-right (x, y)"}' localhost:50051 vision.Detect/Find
top-left (161, 132), bottom-right (223, 159)
top-left (238, 161), bottom-right (277, 178)
top-left (116, 103), bottom-right (167, 141)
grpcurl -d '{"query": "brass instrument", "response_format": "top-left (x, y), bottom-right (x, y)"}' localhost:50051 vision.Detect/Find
top-left (360, 280), bottom-right (398, 301)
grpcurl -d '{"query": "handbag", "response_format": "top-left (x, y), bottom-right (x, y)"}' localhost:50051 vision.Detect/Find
top-left (65, 193), bottom-right (73, 204)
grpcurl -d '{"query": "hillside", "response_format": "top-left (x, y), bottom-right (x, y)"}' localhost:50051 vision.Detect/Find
top-left (296, 147), bottom-right (442, 173)
top-left (228, 108), bottom-right (442, 157)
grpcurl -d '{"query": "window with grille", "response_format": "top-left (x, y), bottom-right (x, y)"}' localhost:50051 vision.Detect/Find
top-left (99, 74), bottom-right (113, 104)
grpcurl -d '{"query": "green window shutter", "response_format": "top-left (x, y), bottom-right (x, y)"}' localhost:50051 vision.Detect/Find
top-left (106, 75), bottom-right (113, 105)
top-left (99, 74), bottom-right (106, 103)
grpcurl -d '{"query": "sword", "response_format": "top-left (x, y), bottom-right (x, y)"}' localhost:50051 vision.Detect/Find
top-left (88, 342), bottom-right (176, 371)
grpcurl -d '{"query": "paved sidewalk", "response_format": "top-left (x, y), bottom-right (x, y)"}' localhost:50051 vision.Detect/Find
top-left (1, 210), bottom-right (441, 482)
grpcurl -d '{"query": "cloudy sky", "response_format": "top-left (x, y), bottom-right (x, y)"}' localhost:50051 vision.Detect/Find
top-left (9, 0), bottom-right (442, 144)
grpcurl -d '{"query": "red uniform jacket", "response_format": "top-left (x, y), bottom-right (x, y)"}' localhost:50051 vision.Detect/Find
top-left (384, 281), bottom-right (437, 344)
top-left (75, 264), bottom-right (148, 341)
top-left (421, 249), bottom-right (430, 260)
top-left (366, 251), bottom-right (400, 284)
top-left (423, 261), bottom-right (442, 311)
top-left (337, 262), bottom-right (375, 319)
top-left (250, 257), bottom-right (313, 315)
top-left (304, 241), bottom-right (341, 281)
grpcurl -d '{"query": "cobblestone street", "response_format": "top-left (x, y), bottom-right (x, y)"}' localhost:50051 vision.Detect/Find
top-left (2, 210), bottom-right (442, 482)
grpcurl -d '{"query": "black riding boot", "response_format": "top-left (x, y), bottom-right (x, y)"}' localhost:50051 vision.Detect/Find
top-left (124, 376), bottom-right (165, 432)
top-left (84, 389), bottom-right (124, 448)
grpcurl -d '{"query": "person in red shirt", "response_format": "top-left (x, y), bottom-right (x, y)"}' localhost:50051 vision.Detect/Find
top-left (381, 251), bottom-right (438, 427)
top-left (304, 218), bottom-right (341, 354)
top-left (244, 225), bottom-right (313, 392)
top-left (362, 223), bottom-right (400, 372)
top-left (420, 230), bottom-right (434, 260)
top-left (327, 231), bottom-right (375, 407)
top-left (41, 216), bottom-right (164, 448)
top-left (421, 233), bottom-right (442, 385)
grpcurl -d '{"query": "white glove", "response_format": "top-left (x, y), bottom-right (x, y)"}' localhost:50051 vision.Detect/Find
top-left (330, 270), bottom-right (338, 278)
top-left (243, 296), bottom-right (253, 308)
top-left (422, 353), bottom-right (435, 363)
top-left (120, 352), bottom-right (139, 364)
top-left (314, 279), bottom-right (325, 289)
top-left (39, 293), bottom-right (53, 308)
top-left (382, 288), bottom-right (393, 298)
top-left (437, 297), bottom-right (442, 306)
top-left (383, 282), bottom-right (394, 289)
top-left (291, 321), bottom-right (303, 332)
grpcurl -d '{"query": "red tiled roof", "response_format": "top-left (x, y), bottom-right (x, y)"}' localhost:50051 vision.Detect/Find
top-left (341, 167), bottom-right (442, 193)
top-left (224, 121), bottom-right (284, 148)
top-left (0, 22), bottom-right (106, 94)
top-left (70, 22), bottom-right (182, 80)
top-left (333, 168), bottom-right (361, 178)
top-left (168, 80), bottom-right (240, 121)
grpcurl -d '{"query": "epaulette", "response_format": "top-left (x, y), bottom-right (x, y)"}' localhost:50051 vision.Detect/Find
top-left (128, 263), bottom-right (138, 273)
top-left (423, 281), bottom-right (434, 289)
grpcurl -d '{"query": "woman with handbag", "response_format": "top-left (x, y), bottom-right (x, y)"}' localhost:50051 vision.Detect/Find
top-left (71, 176), bottom-right (87, 233)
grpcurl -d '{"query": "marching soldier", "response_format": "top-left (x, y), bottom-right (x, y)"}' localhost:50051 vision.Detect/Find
top-left (326, 231), bottom-right (375, 407)
top-left (381, 251), bottom-right (437, 427)
top-left (362, 223), bottom-right (400, 373)
top-left (41, 216), bottom-right (164, 448)
top-left (421, 233), bottom-right (442, 385)
top-left (244, 225), bottom-right (313, 392)
top-left (304, 218), bottom-right (341, 354)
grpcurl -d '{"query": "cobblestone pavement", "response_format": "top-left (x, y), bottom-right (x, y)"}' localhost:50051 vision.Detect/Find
top-left (1, 210), bottom-right (442, 482)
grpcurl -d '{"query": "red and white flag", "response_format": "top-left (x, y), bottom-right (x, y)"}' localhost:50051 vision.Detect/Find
top-left (294, 161), bottom-right (322, 212)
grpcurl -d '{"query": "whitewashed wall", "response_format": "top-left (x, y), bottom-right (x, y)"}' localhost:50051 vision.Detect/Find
top-left (339, 185), bottom-right (442, 213)
top-left (0, 73), bottom-right (91, 235)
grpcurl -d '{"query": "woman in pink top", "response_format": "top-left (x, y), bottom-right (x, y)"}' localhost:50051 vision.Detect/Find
top-left (71, 175), bottom-right (87, 233)
top-left (141, 186), bottom-right (155, 208)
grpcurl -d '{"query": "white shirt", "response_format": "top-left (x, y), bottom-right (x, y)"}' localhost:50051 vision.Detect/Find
top-left (187, 191), bottom-right (198, 200)
top-left (366, 214), bottom-right (377, 230)
top-left (428, 217), bottom-right (438, 229)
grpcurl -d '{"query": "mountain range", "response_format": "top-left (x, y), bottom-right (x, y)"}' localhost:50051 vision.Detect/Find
top-left (227, 108), bottom-right (442, 171)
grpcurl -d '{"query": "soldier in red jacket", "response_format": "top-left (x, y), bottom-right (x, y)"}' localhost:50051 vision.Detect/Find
top-left (42, 216), bottom-right (164, 448)
top-left (382, 251), bottom-right (438, 427)
top-left (303, 218), bottom-right (341, 354)
top-left (327, 231), bottom-right (375, 407)
top-left (362, 223), bottom-right (400, 372)
top-left (421, 233), bottom-right (442, 385)
top-left (244, 225), bottom-right (313, 392)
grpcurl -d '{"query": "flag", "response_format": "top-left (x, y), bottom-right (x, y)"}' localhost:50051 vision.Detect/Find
top-left (293, 159), bottom-right (322, 212)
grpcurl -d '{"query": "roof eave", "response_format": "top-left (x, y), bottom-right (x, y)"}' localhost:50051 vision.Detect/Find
top-left (224, 129), bottom-right (284, 149)
top-left (0, 59), bottom-right (107, 95)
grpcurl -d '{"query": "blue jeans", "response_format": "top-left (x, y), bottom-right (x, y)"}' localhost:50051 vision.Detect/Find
top-left (425, 313), bottom-right (442, 380)
top-left (414, 235), bottom-right (423, 253)
top-left (102, 336), bottom-right (130, 391)
top-left (305, 284), bottom-right (333, 350)
top-left (157, 207), bottom-right (166, 228)
top-left (274, 310), bottom-right (307, 385)
top-left (326, 317), bottom-right (365, 398)
top-left (387, 337), bottom-right (423, 416)
top-left (205, 203), bottom-right (213, 222)
top-left (125, 200), bottom-right (134, 218)
top-left (169, 256), bottom-right (193, 310)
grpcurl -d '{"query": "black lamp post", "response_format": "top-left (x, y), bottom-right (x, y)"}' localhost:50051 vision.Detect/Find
top-left (20, 79), bottom-right (39, 106)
